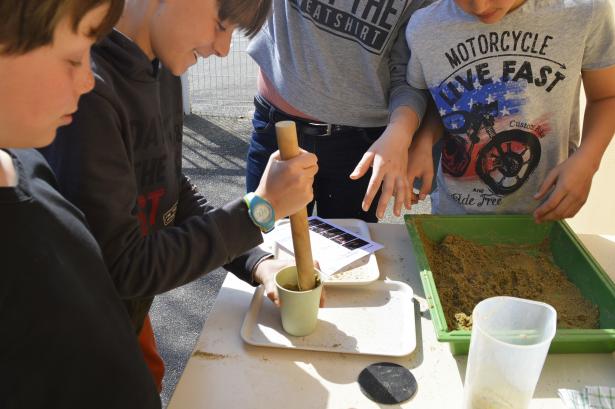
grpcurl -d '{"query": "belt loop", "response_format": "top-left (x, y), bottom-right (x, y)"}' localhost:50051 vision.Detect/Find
top-left (268, 103), bottom-right (276, 125)
top-left (325, 124), bottom-right (332, 136)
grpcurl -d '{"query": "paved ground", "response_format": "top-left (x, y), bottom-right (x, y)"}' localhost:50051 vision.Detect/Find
top-left (149, 114), bottom-right (432, 407)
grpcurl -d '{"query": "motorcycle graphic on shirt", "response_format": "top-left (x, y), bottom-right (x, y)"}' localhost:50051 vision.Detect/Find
top-left (440, 101), bottom-right (541, 195)
top-left (419, 30), bottom-right (572, 209)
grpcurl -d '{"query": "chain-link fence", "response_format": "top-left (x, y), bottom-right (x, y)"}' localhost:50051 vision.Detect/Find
top-left (186, 33), bottom-right (257, 117)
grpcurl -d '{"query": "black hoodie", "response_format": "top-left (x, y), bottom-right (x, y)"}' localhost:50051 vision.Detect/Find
top-left (0, 149), bottom-right (160, 408)
top-left (42, 30), bottom-right (268, 331)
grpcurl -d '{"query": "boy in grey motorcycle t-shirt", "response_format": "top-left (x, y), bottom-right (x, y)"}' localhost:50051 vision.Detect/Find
top-left (405, 0), bottom-right (615, 222)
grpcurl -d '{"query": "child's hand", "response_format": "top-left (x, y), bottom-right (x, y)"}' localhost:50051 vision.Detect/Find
top-left (350, 125), bottom-right (410, 218)
top-left (256, 150), bottom-right (318, 220)
top-left (253, 259), bottom-right (326, 307)
top-left (350, 107), bottom-right (418, 219)
top-left (406, 134), bottom-right (434, 208)
top-left (533, 152), bottom-right (597, 223)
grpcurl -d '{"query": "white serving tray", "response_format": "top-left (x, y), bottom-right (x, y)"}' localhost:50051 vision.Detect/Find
top-left (240, 280), bottom-right (416, 357)
top-left (271, 218), bottom-right (380, 286)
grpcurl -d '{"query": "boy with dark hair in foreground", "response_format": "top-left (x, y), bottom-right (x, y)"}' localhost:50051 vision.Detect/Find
top-left (0, 1), bottom-right (160, 407)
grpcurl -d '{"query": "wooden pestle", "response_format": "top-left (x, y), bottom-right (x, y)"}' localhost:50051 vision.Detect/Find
top-left (275, 121), bottom-right (316, 291)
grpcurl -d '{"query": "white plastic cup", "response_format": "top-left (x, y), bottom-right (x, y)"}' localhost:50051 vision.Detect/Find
top-left (462, 296), bottom-right (557, 409)
top-left (275, 266), bottom-right (323, 337)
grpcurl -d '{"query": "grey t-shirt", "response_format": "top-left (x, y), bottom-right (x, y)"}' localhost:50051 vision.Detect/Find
top-left (406, 0), bottom-right (615, 214)
top-left (248, 0), bottom-right (431, 127)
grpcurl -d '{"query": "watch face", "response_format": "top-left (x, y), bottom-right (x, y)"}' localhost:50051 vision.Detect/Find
top-left (253, 203), bottom-right (272, 223)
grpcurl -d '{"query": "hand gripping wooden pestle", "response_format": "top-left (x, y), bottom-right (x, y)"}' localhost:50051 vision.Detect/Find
top-left (275, 121), bottom-right (316, 291)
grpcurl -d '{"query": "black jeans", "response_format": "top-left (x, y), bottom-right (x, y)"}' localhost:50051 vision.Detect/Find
top-left (245, 96), bottom-right (386, 222)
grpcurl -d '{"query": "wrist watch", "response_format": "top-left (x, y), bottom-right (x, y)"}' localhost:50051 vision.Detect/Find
top-left (243, 192), bottom-right (275, 233)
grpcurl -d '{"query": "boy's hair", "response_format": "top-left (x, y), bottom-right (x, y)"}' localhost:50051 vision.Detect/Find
top-left (219, 0), bottom-right (271, 39)
top-left (0, 0), bottom-right (124, 55)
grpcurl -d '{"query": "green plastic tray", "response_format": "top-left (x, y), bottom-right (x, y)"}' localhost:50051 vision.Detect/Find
top-left (405, 214), bottom-right (615, 355)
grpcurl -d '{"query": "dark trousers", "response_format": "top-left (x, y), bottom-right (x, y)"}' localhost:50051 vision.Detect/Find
top-left (245, 97), bottom-right (385, 222)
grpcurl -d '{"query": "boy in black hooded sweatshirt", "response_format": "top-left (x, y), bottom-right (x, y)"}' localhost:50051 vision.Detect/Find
top-left (42, 0), bottom-right (319, 391)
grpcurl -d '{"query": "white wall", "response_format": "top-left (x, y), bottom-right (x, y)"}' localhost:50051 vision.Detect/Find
top-left (568, 91), bottom-right (615, 234)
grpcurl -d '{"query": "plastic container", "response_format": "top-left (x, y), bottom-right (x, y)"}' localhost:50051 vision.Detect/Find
top-left (405, 214), bottom-right (615, 355)
top-left (275, 266), bottom-right (323, 337)
top-left (462, 297), bottom-right (556, 409)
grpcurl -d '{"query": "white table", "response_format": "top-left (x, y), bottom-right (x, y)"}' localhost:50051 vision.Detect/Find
top-left (168, 224), bottom-right (615, 409)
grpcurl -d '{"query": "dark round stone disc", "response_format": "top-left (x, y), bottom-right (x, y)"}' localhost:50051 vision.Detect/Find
top-left (358, 362), bottom-right (417, 405)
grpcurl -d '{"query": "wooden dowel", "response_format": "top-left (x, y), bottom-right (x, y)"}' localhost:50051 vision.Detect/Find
top-left (275, 121), bottom-right (316, 290)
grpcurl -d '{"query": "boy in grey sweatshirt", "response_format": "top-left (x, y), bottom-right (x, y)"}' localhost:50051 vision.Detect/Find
top-left (246, 0), bottom-right (433, 221)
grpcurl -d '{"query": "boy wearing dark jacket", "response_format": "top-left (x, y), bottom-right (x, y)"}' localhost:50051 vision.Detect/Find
top-left (43, 0), bottom-right (318, 391)
top-left (0, 0), bottom-right (160, 407)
